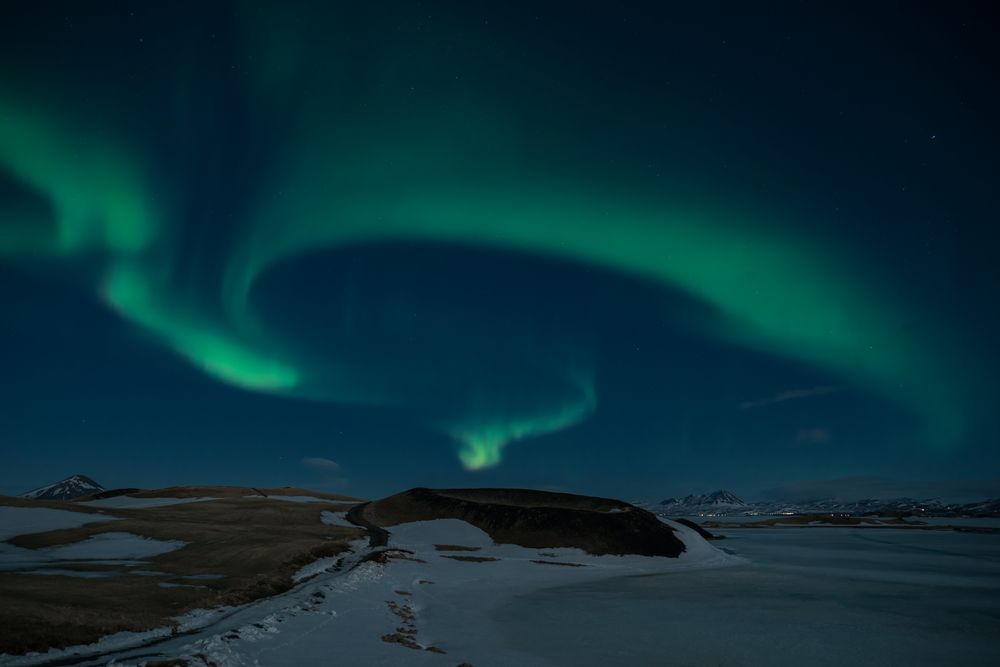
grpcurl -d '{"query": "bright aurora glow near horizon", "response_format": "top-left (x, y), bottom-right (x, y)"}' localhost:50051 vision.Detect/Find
top-left (0, 2), bottom-right (997, 499)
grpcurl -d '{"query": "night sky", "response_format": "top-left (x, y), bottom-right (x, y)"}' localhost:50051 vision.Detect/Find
top-left (1, 2), bottom-right (998, 500)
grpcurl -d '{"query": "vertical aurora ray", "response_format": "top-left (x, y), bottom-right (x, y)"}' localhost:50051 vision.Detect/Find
top-left (445, 373), bottom-right (598, 470)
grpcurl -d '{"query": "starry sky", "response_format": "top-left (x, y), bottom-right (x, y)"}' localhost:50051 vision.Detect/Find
top-left (1, 1), bottom-right (998, 500)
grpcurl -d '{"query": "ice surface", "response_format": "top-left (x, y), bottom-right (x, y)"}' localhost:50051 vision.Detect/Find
top-left (1, 506), bottom-right (124, 574)
top-left (40, 532), bottom-right (185, 560)
top-left (495, 526), bottom-right (1000, 667)
top-left (920, 516), bottom-right (1000, 528)
top-left (0, 531), bottom-right (184, 573)
top-left (0, 505), bottom-right (117, 540)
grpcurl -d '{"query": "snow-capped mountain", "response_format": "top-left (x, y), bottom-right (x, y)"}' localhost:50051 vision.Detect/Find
top-left (20, 474), bottom-right (105, 501)
top-left (959, 499), bottom-right (1000, 515)
top-left (658, 490), bottom-right (747, 514)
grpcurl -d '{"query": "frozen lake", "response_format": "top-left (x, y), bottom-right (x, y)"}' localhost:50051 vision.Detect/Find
top-left (494, 526), bottom-right (1000, 666)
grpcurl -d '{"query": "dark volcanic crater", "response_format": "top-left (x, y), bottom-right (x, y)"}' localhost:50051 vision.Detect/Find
top-left (361, 487), bottom-right (686, 557)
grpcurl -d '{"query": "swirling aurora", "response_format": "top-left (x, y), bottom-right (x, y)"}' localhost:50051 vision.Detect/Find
top-left (0, 3), bottom-right (983, 475)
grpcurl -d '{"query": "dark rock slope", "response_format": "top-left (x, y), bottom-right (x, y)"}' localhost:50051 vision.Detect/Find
top-left (362, 487), bottom-right (686, 557)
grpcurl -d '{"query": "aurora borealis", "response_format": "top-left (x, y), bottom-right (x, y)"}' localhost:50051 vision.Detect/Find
top-left (1, 2), bottom-right (997, 496)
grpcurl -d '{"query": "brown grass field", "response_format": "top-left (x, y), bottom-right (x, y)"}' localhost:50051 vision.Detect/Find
top-left (119, 486), bottom-right (360, 502)
top-left (530, 560), bottom-right (586, 567)
top-left (0, 492), bottom-right (365, 655)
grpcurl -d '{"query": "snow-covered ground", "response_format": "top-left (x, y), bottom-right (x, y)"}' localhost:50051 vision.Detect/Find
top-left (38, 532), bottom-right (184, 561)
top-left (319, 510), bottom-right (356, 527)
top-left (11, 513), bottom-right (995, 667)
top-left (0, 506), bottom-right (117, 541)
top-left (138, 517), bottom-right (736, 667)
top-left (0, 506), bottom-right (184, 575)
top-left (1, 531), bottom-right (185, 573)
top-left (2, 517), bottom-right (735, 666)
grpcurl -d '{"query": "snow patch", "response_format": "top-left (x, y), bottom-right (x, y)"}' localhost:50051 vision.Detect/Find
top-left (41, 532), bottom-right (185, 561)
top-left (292, 556), bottom-right (341, 583)
top-left (0, 505), bottom-right (117, 541)
top-left (1, 531), bottom-right (184, 573)
top-left (320, 510), bottom-right (355, 527)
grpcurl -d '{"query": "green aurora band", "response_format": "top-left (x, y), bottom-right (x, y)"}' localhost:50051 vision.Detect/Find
top-left (0, 65), bottom-right (965, 468)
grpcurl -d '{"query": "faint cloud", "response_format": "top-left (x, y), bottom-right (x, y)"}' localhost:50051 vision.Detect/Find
top-left (301, 457), bottom-right (340, 472)
top-left (301, 457), bottom-right (350, 489)
top-left (796, 427), bottom-right (832, 445)
top-left (739, 385), bottom-right (839, 410)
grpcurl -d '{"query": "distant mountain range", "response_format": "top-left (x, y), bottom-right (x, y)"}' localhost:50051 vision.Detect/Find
top-left (649, 489), bottom-right (1000, 518)
top-left (16, 476), bottom-right (1000, 518)
top-left (658, 490), bottom-right (748, 513)
top-left (20, 474), bottom-right (104, 501)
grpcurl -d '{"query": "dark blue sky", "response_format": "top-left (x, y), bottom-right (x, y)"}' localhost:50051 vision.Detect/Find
top-left (1, 2), bottom-right (997, 500)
